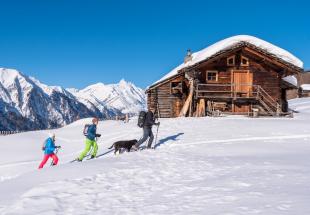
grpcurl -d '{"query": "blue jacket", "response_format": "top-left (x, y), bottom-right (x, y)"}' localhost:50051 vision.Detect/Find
top-left (86, 124), bottom-right (97, 141)
top-left (44, 137), bottom-right (56, 155)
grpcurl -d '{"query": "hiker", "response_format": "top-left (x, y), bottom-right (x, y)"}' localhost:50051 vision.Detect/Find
top-left (38, 133), bottom-right (61, 169)
top-left (77, 118), bottom-right (101, 161)
top-left (135, 109), bottom-right (160, 149)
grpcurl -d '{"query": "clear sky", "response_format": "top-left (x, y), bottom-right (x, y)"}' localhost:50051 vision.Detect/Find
top-left (0, 0), bottom-right (309, 89)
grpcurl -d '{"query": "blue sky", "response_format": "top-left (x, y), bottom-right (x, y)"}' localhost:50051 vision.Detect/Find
top-left (0, 0), bottom-right (309, 89)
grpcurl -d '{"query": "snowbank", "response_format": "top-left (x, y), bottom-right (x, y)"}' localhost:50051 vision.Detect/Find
top-left (301, 84), bottom-right (310, 91)
top-left (151, 35), bottom-right (303, 86)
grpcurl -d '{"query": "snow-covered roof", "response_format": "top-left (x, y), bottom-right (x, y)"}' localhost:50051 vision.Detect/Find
top-left (150, 35), bottom-right (303, 88)
top-left (282, 75), bottom-right (298, 87)
top-left (301, 84), bottom-right (310, 91)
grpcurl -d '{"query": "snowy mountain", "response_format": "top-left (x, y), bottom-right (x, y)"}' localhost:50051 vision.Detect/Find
top-left (0, 68), bottom-right (146, 131)
top-left (0, 98), bottom-right (310, 214)
top-left (68, 79), bottom-right (146, 115)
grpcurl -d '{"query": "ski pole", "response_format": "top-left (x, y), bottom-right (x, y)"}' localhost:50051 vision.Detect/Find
top-left (154, 124), bottom-right (160, 149)
top-left (50, 147), bottom-right (60, 166)
top-left (86, 136), bottom-right (99, 158)
top-left (86, 147), bottom-right (94, 158)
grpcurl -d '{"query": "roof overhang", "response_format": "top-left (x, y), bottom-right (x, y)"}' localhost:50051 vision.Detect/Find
top-left (147, 43), bottom-right (303, 92)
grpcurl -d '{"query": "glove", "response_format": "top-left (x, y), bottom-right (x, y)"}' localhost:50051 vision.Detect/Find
top-left (96, 134), bottom-right (101, 137)
top-left (156, 122), bottom-right (160, 126)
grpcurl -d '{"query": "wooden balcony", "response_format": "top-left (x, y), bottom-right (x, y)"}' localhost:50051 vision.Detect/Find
top-left (196, 83), bottom-right (259, 99)
top-left (196, 83), bottom-right (282, 116)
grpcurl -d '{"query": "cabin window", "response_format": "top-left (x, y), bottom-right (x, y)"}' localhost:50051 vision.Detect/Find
top-left (241, 56), bottom-right (249, 66)
top-left (227, 55), bottom-right (235, 66)
top-left (206, 71), bottom-right (218, 82)
top-left (170, 81), bottom-right (183, 95)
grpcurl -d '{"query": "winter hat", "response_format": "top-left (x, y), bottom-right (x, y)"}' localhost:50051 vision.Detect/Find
top-left (49, 133), bottom-right (55, 138)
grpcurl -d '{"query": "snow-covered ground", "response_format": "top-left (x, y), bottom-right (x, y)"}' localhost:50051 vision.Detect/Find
top-left (0, 98), bottom-right (310, 214)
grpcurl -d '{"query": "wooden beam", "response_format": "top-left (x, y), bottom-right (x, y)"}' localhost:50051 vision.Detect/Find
top-left (179, 79), bottom-right (194, 117)
top-left (243, 47), bottom-right (301, 74)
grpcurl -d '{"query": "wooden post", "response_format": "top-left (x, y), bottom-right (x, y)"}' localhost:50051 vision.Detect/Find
top-left (179, 79), bottom-right (194, 117)
top-left (199, 99), bottom-right (206, 117)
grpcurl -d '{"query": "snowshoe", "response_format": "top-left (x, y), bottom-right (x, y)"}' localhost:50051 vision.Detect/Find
top-left (70, 158), bottom-right (82, 163)
top-left (86, 155), bottom-right (96, 161)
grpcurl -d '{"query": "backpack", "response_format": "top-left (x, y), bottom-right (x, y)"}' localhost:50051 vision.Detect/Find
top-left (137, 111), bottom-right (147, 128)
top-left (42, 139), bottom-right (47, 151)
top-left (83, 124), bottom-right (91, 136)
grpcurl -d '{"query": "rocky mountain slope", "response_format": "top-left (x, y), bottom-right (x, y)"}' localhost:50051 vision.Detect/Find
top-left (0, 68), bottom-right (146, 131)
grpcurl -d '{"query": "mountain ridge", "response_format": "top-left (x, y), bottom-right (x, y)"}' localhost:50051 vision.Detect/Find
top-left (0, 68), bottom-right (146, 131)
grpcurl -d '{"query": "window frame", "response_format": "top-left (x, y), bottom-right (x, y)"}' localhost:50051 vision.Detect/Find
top-left (170, 81), bottom-right (183, 95)
top-left (227, 55), bottom-right (235, 66)
top-left (206, 70), bottom-right (219, 83)
top-left (240, 56), bottom-right (249, 66)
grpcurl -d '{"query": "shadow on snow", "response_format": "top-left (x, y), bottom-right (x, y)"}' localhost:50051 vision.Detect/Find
top-left (95, 132), bottom-right (185, 158)
top-left (154, 132), bottom-right (184, 149)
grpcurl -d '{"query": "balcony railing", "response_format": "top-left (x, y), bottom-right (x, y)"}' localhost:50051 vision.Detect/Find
top-left (196, 83), bottom-right (259, 99)
top-left (196, 83), bottom-right (282, 115)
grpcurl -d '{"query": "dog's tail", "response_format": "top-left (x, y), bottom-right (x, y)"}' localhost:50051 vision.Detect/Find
top-left (108, 143), bottom-right (114, 149)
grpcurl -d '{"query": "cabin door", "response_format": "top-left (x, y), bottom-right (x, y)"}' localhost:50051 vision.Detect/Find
top-left (232, 70), bottom-right (253, 113)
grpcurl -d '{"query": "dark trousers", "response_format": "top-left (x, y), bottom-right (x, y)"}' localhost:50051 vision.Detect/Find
top-left (136, 127), bottom-right (154, 148)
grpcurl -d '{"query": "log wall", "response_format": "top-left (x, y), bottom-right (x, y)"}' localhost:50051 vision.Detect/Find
top-left (147, 76), bottom-right (186, 118)
top-left (147, 48), bottom-right (300, 117)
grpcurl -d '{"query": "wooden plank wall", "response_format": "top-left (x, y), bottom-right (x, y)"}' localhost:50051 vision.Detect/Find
top-left (251, 62), bottom-right (281, 102)
top-left (148, 49), bottom-right (292, 117)
top-left (147, 81), bottom-right (185, 118)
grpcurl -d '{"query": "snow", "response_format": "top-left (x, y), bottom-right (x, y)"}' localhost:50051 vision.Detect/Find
top-left (70, 79), bottom-right (146, 114)
top-left (0, 68), bottom-right (21, 88)
top-left (0, 98), bottom-right (310, 214)
top-left (151, 35), bottom-right (303, 87)
top-left (301, 84), bottom-right (310, 91)
top-left (282, 75), bottom-right (298, 87)
top-left (0, 68), bottom-right (146, 131)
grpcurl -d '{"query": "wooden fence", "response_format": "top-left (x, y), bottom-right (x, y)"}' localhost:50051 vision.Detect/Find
top-left (0, 131), bottom-right (22, 136)
top-left (1, 114), bottom-right (132, 136)
top-left (105, 114), bottom-right (130, 122)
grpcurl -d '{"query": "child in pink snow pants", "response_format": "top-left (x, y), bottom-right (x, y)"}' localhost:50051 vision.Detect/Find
top-left (39, 133), bottom-right (60, 169)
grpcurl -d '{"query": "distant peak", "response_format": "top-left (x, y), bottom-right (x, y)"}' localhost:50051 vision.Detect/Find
top-left (119, 79), bottom-right (127, 84)
top-left (0, 68), bottom-right (27, 86)
top-left (119, 79), bottom-right (132, 87)
top-left (0, 68), bottom-right (22, 78)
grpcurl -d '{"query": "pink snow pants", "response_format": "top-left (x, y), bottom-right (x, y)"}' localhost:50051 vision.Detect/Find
top-left (38, 153), bottom-right (58, 169)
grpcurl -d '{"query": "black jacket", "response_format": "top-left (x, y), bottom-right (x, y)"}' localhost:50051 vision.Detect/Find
top-left (144, 111), bottom-right (155, 128)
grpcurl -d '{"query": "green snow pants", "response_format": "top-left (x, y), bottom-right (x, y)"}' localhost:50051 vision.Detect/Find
top-left (78, 138), bottom-right (98, 160)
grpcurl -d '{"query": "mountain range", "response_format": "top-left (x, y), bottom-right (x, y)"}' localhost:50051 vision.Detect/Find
top-left (0, 68), bottom-right (146, 131)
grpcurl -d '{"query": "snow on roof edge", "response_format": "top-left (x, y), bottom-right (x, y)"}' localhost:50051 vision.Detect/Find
top-left (282, 75), bottom-right (298, 87)
top-left (301, 84), bottom-right (310, 91)
top-left (149, 35), bottom-right (303, 88)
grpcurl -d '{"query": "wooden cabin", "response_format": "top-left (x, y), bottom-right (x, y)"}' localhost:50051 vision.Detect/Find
top-left (146, 35), bottom-right (304, 117)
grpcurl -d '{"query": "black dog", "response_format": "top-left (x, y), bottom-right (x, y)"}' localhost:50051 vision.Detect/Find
top-left (108, 139), bottom-right (138, 154)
